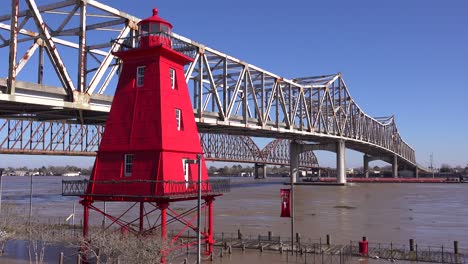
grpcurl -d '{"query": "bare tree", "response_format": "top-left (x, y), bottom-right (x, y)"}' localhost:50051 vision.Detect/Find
top-left (13, 219), bottom-right (76, 264)
top-left (0, 203), bottom-right (25, 256)
top-left (79, 229), bottom-right (171, 264)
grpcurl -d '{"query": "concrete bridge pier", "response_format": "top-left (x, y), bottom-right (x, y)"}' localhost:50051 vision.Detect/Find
top-left (392, 155), bottom-right (398, 178)
top-left (336, 140), bottom-right (346, 184)
top-left (414, 167), bottom-right (419, 178)
top-left (363, 154), bottom-right (370, 178)
top-left (254, 163), bottom-right (267, 179)
top-left (289, 141), bottom-right (300, 184)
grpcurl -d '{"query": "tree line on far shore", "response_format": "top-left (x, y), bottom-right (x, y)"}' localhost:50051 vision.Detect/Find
top-left (3, 162), bottom-right (467, 177)
top-left (1, 166), bottom-right (93, 176)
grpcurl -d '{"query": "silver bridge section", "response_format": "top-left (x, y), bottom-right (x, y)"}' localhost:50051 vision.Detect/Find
top-left (0, 1), bottom-right (420, 173)
top-left (0, 118), bottom-right (318, 168)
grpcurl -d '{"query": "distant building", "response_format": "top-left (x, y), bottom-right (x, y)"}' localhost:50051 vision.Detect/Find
top-left (62, 172), bottom-right (81, 177)
top-left (14, 171), bottom-right (28, 176)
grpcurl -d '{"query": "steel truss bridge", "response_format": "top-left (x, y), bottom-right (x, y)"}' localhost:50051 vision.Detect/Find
top-left (0, 0), bottom-right (427, 182)
top-left (0, 118), bottom-right (318, 168)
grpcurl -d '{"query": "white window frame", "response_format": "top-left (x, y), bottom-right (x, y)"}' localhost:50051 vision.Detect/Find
top-left (175, 108), bottom-right (182, 131)
top-left (136, 66), bottom-right (145, 87)
top-left (170, 68), bottom-right (176, 89)
top-left (182, 159), bottom-right (189, 182)
top-left (124, 154), bottom-right (134, 177)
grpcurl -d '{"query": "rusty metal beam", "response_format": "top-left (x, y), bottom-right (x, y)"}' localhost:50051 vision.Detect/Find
top-left (77, 1), bottom-right (86, 93)
top-left (7, 0), bottom-right (19, 94)
top-left (25, 0), bottom-right (76, 97)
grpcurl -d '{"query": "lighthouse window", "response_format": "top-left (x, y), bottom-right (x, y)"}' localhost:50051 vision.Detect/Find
top-left (161, 24), bottom-right (169, 34)
top-left (140, 23), bottom-right (149, 36)
top-left (124, 154), bottom-right (134, 177)
top-left (170, 68), bottom-right (176, 89)
top-left (182, 159), bottom-right (189, 182)
top-left (150, 23), bottom-right (160, 34)
top-left (136, 66), bottom-right (145, 87)
top-left (175, 108), bottom-right (182, 131)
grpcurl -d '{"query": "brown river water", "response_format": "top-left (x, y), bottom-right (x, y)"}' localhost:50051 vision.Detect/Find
top-left (0, 176), bottom-right (467, 263)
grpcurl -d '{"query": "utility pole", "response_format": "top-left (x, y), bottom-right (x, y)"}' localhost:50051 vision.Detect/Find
top-left (29, 173), bottom-right (33, 224)
top-left (187, 156), bottom-right (202, 264)
top-left (0, 168), bottom-right (4, 213)
top-left (197, 154), bottom-right (202, 264)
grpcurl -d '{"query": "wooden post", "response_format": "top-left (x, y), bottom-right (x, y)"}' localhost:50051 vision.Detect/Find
top-left (59, 252), bottom-right (64, 264)
top-left (326, 234), bottom-right (330, 246)
top-left (409, 239), bottom-right (414, 251)
top-left (442, 245), bottom-right (444, 263)
top-left (416, 244), bottom-right (418, 261)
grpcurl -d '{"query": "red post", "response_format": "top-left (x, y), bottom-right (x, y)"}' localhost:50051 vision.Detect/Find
top-left (160, 202), bottom-right (168, 264)
top-left (359, 236), bottom-right (368, 256)
top-left (80, 199), bottom-right (92, 264)
top-left (205, 197), bottom-right (214, 255)
top-left (81, 199), bottom-right (91, 238)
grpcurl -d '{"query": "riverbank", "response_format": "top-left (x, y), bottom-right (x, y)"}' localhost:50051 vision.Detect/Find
top-left (300, 177), bottom-right (466, 184)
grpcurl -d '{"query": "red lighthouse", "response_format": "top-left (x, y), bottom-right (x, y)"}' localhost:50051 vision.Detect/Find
top-left (70, 8), bottom-right (227, 261)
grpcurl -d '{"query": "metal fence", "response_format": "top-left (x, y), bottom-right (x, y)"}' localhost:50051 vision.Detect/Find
top-left (208, 231), bottom-right (353, 264)
top-left (113, 32), bottom-right (198, 58)
top-left (350, 240), bottom-right (467, 263)
top-left (62, 179), bottom-right (231, 197)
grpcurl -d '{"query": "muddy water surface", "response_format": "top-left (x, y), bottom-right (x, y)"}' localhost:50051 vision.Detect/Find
top-left (1, 176), bottom-right (467, 263)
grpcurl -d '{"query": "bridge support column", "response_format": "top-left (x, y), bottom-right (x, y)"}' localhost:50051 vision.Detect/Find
top-left (414, 167), bottom-right (419, 178)
top-left (336, 140), bottom-right (346, 184)
top-left (290, 142), bottom-right (300, 184)
top-left (363, 154), bottom-right (369, 178)
top-left (392, 155), bottom-right (398, 178)
top-left (254, 164), bottom-right (267, 179)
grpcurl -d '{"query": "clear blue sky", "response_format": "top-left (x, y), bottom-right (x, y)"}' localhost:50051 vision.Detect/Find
top-left (2, 0), bottom-right (467, 169)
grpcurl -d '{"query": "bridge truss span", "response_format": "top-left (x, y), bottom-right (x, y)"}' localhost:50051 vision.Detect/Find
top-left (187, 49), bottom-right (415, 166)
top-left (0, 0), bottom-right (418, 171)
top-left (0, 118), bottom-right (318, 168)
top-left (200, 133), bottom-right (318, 168)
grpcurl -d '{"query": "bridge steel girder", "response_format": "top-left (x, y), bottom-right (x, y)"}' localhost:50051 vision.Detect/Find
top-left (0, 0), bottom-right (419, 171)
top-left (0, 118), bottom-right (319, 168)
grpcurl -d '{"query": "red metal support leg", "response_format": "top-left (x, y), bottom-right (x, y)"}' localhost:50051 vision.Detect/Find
top-left (81, 199), bottom-right (91, 239)
top-left (160, 202), bottom-right (168, 264)
top-left (80, 199), bottom-right (92, 264)
top-left (205, 197), bottom-right (214, 255)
